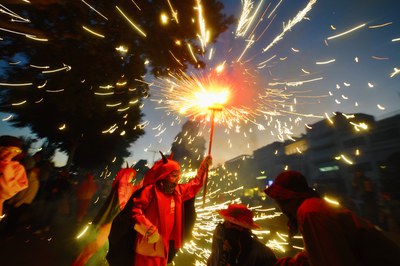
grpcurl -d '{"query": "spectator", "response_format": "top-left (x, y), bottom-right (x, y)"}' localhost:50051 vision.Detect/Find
top-left (207, 203), bottom-right (277, 266)
top-left (33, 169), bottom-right (71, 233)
top-left (2, 159), bottom-right (40, 235)
top-left (351, 168), bottom-right (379, 223)
top-left (265, 170), bottom-right (400, 266)
top-left (0, 135), bottom-right (28, 219)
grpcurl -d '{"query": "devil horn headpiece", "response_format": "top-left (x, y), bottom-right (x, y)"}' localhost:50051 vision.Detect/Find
top-left (159, 151), bottom-right (168, 164)
top-left (125, 162), bottom-right (129, 168)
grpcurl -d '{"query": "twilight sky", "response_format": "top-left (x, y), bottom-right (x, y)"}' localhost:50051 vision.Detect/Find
top-left (129, 0), bottom-right (400, 166)
top-left (1, 0), bottom-right (399, 167)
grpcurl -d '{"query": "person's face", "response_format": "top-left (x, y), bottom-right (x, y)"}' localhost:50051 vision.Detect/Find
top-left (0, 146), bottom-right (22, 162)
top-left (276, 199), bottom-right (300, 237)
top-left (166, 170), bottom-right (181, 184)
top-left (276, 200), bottom-right (297, 219)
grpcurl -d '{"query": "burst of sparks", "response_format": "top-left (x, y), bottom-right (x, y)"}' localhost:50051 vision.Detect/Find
top-left (151, 67), bottom-right (322, 140)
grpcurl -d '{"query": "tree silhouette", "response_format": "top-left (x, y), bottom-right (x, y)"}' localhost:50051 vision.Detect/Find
top-left (0, 1), bottom-right (234, 169)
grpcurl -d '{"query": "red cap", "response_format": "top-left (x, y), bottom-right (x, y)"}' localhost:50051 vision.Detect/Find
top-left (217, 204), bottom-right (260, 230)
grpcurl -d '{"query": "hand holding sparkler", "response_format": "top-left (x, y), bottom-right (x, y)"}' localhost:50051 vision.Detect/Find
top-left (199, 155), bottom-right (213, 174)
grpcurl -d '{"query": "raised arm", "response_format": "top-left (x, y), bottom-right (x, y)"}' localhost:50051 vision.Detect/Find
top-left (180, 155), bottom-right (212, 201)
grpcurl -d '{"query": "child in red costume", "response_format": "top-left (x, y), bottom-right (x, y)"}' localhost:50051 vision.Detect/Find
top-left (131, 153), bottom-right (212, 266)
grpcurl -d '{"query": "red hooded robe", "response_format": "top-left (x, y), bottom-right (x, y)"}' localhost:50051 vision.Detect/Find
top-left (131, 156), bottom-right (206, 266)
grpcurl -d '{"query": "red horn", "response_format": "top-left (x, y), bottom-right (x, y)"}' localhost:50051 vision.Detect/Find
top-left (169, 152), bottom-right (174, 159)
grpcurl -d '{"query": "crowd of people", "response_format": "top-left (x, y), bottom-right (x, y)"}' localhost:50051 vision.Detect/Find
top-left (1, 134), bottom-right (400, 266)
top-left (0, 135), bottom-right (100, 237)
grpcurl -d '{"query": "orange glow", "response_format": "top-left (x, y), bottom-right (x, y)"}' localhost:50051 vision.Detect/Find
top-left (194, 89), bottom-right (229, 110)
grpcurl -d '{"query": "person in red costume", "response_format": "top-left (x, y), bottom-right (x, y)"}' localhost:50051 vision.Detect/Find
top-left (131, 152), bottom-right (212, 266)
top-left (265, 170), bottom-right (400, 266)
top-left (72, 165), bottom-right (139, 266)
top-left (0, 135), bottom-right (28, 220)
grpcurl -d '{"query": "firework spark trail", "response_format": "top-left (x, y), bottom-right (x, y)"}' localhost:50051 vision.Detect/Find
top-left (236, 1), bottom-right (275, 62)
top-left (0, 27), bottom-right (35, 38)
top-left (166, 0), bottom-right (179, 23)
top-left (0, 4), bottom-right (30, 22)
top-left (80, 0), bottom-right (108, 20)
top-left (327, 23), bottom-right (366, 40)
top-left (116, 5), bottom-right (147, 37)
top-left (262, 0), bottom-right (317, 53)
top-left (235, 0), bottom-right (255, 37)
top-left (195, 0), bottom-right (209, 52)
top-left (235, 0), bottom-right (265, 38)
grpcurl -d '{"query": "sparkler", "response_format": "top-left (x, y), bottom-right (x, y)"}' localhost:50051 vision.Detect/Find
top-left (203, 103), bottom-right (223, 207)
top-left (154, 73), bottom-right (230, 206)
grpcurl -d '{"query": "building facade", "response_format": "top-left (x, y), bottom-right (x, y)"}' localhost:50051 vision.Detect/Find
top-left (246, 112), bottom-right (400, 202)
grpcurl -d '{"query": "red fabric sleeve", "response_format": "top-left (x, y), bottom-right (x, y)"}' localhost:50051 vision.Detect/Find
top-left (179, 166), bottom-right (206, 201)
top-left (131, 185), bottom-right (156, 232)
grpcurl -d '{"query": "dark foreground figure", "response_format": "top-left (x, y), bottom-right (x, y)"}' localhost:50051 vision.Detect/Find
top-left (208, 204), bottom-right (277, 266)
top-left (265, 170), bottom-right (400, 266)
